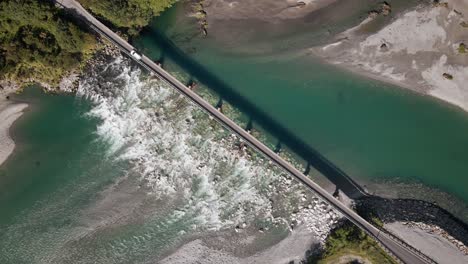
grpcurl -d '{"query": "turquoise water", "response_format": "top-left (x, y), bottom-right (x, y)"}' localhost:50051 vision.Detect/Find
top-left (0, 60), bottom-right (315, 262)
top-left (0, 88), bottom-right (124, 261)
top-left (1, 1), bottom-right (468, 261)
top-left (0, 88), bottom-right (108, 225)
top-left (0, 88), bottom-right (192, 262)
top-left (134, 2), bottom-right (468, 211)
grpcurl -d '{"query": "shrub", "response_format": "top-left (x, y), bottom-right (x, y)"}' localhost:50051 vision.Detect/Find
top-left (0, 0), bottom-right (97, 87)
top-left (79, 0), bottom-right (177, 32)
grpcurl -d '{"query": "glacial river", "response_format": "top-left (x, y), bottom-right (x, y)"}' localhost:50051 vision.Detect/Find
top-left (1, 1), bottom-right (468, 262)
top-left (134, 1), bottom-right (468, 219)
top-left (0, 62), bottom-right (321, 262)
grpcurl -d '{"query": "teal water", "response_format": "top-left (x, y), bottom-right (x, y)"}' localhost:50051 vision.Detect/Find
top-left (0, 61), bottom-right (315, 262)
top-left (0, 88), bottom-right (107, 225)
top-left (134, 2), bottom-right (468, 213)
top-left (0, 88), bottom-right (192, 262)
top-left (1, 1), bottom-right (468, 261)
top-left (0, 88), bottom-right (124, 261)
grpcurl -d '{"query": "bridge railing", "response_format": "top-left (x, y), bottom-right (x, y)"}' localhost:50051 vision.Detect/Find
top-left (376, 226), bottom-right (437, 264)
top-left (54, 1), bottom-right (154, 73)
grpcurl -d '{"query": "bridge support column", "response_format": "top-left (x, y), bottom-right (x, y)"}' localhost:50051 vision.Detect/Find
top-left (245, 119), bottom-right (253, 133)
top-left (274, 141), bottom-right (282, 154)
top-left (303, 163), bottom-right (311, 175)
top-left (333, 187), bottom-right (340, 198)
top-left (215, 98), bottom-right (223, 112)
top-left (156, 55), bottom-right (165, 68)
top-left (187, 80), bottom-right (198, 90)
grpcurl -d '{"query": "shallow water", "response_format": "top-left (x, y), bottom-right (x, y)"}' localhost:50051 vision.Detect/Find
top-left (133, 0), bottom-right (468, 219)
top-left (0, 59), bottom-right (337, 263)
top-left (1, 0), bottom-right (468, 261)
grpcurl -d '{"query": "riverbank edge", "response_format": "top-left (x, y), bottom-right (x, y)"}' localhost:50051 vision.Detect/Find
top-left (311, 0), bottom-right (468, 114)
top-left (313, 51), bottom-right (468, 116)
top-left (357, 196), bottom-right (468, 261)
top-left (0, 37), bottom-right (120, 164)
top-left (0, 87), bottom-right (28, 167)
top-left (2, 1), bottom-right (464, 262)
top-left (314, 53), bottom-right (468, 257)
top-left (120, 3), bottom-right (468, 261)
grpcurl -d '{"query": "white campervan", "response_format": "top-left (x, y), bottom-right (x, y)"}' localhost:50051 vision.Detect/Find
top-left (130, 50), bottom-right (142, 60)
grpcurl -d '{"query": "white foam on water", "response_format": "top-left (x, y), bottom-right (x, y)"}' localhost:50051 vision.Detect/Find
top-left (0, 57), bottom-right (341, 263)
top-left (68, 56), bottom-right (343, 264)
top-left (77, 57), bottom-right (276, 230)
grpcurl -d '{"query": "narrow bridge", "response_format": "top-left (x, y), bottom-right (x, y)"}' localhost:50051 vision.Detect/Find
top-left (54, 1), bottom-right (435, 263)
top-left (136, 26), bottom-right (367, 199)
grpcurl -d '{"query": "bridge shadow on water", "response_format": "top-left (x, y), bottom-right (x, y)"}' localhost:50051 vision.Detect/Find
top-left (136, 27), bottom-right (367, 199)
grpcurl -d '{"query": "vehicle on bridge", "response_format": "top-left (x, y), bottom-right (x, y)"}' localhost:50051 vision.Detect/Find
top-left (130, 50), bottom-right (142, 60)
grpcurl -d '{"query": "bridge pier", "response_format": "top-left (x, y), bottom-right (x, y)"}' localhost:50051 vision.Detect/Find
top-left (57, 0), bottom-right (435, 261)
top-left (245, 119), bottom-right (253, 133)
top-left (215, 98), bottom-right (223, 112)
top-left (156, 55), bottom-right (165, 68)
top-left (333, 187), bottom-right (340, 198)
top-left (187, 80), bottom-right (198, 90)
top-left (155, 60), bottom-right (163, 68)
top-left (274, 141), bottom-right (282, 154)
top-left (303, 163), bottom-right (311, 175)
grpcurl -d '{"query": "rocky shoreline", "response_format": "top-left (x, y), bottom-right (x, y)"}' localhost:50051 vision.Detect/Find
top-left (189, 0), bottom-right (209, 36)
top-left (0, 36), bottom-right (121, 167)
top-left (80, 4), bottom-right (468, 261)
top-left (357, 197), bottom-right (468, 256)
top-left (3, 1), bottom-right (468, 262)
top-left (76, 49), bottom-right (349, 263)
top-left (404, 221), bottom-right (467, 255)
top-left (0, 30), bottom-right (121, 95)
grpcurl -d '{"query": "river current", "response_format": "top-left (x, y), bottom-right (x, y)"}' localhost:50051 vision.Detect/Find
top-left (0, 56), bottom-right (339, 263)
top-left (134, 1), bottom-right (468, 220)
top-left (1, 1), bottom-right (468, 262)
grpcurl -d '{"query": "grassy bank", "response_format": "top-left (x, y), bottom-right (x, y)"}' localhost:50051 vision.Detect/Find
top-left (309, 221), bottom-right (397, 264)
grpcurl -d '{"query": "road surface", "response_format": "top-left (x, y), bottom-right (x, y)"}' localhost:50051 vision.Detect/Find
top-left (54, 1), bottom-right (435, 263)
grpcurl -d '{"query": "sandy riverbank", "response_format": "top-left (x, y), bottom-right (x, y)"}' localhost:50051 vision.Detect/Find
top-left (203, 0), bottom-right (338, 21)
top-left (313, 0), bottom-right (468, 112)
top-left (160, 225), bottom-right (319, 264)
top-left (311, 0), bottom-right (468, 259)
top-left (0, 88), bottom-right (28, 166)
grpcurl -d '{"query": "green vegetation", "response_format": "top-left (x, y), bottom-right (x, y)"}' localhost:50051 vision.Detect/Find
top-left (369, 213), bottom-right (384, 228)
top-left (0, 0), bottom-right (97, 87)
top-left (79, 0), bottom-right (177, 34)
top-left (308, 222), bottom-right (398, 264)
top-left (459, 43), bottom-right (466, 54)
top-left (0, 0), bottom-right (177, 88)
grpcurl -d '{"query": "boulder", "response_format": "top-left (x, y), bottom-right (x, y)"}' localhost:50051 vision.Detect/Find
top-left (380, 43), bottom-right (389, 51)
top-left (443, 73), bottom-right (454, 80)
top-left (382, 1), bottom-right (392, 16)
